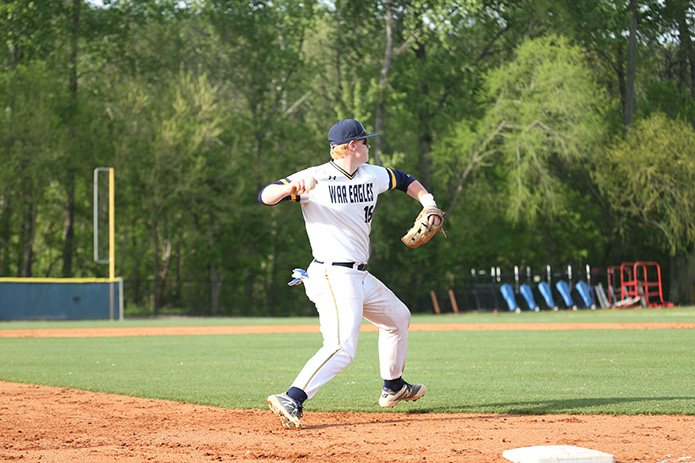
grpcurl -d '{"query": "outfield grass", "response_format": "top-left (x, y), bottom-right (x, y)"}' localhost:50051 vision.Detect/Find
top-left (1, 307), bottom-right (694, 415)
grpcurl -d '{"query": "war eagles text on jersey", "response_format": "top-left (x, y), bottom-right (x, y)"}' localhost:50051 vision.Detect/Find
top-left (327, 183), bottom-right (374, 204)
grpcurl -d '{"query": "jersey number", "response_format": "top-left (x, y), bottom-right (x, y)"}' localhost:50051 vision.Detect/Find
top-left (363, 205), bottom-right (374, 223)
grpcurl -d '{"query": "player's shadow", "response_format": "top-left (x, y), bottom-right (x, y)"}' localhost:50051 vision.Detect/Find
top-left (417, 395), bottom-right (694, 414)
top-left (307, 413), bottom-right (496, 430)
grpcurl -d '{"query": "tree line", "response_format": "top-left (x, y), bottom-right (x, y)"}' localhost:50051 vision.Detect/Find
top-left (1, 0), bottom-right (694, 316)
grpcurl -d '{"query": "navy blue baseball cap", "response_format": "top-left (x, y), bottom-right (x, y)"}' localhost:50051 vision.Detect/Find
top-left (328, 119), bottom-right (379, 146)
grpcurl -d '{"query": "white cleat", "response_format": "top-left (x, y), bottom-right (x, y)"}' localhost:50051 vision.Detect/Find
top-left (378, 382), bottom-right (426, 408)
top-left (267, 393), bottom-right (303, 429)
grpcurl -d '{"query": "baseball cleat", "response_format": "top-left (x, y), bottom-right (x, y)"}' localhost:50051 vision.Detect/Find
top-left (267, 393), bottom-right (303, 429)
top-left (378, 382), bottom-right (426, 408)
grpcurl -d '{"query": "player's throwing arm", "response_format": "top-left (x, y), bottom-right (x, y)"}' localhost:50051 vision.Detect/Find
top-left (260, 176), bottom-right (317, 205)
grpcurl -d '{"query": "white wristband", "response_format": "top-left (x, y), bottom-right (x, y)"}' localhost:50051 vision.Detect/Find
top-left (419, 193), bottom-right (436, 208)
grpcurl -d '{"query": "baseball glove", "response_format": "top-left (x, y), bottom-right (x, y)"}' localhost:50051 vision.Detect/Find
top-left (401, 206), bottom-right (447, 249)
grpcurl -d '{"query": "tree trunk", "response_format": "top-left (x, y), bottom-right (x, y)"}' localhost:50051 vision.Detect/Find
top-left (9, 12), bottom-right (21, 67)
top-left (373, 0), bottom-right (393, 166)
top-left (0, 195), bottom-right (12, 275)
top-left (616, 43), bottom-right (626, 116)
top-left (208, 215), bottom-right (223, 316)
top-left (20, 200), bottom-right (36, 277)
top-left (154, 238), bottom-right (172, 314)
top-left (62, 0), bottom-right (80, 276)
top-left (210, 265), bottom-right (226, 316)
top-left (624, 0), bottom-right (637, 127)
top-left (152, 219), bottom-right (161, 315)
top-left (414, 40), bottom-right (433, 187)
top-left (62, 175), bottom-right (75, 276)
top-left (673, 0), bottom-right (694, 102)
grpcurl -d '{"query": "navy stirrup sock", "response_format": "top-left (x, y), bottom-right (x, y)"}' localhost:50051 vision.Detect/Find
top-left (287, 387), bottom-right (307, 405)
top-left (383, 377), bottom-right (405, 392)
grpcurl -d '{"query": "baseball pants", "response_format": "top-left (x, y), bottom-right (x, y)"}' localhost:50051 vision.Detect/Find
top-left (291, 260), bottom-right (411, 399)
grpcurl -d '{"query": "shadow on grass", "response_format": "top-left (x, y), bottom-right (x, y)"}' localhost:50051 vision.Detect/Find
top-left (303, 397), bottom-right (694, 430)
top-left (416, 396), bottom-right (695, 415)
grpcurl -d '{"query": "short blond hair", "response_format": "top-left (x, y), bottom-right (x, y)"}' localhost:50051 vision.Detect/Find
top-left (330, 143), bottom-right (350, 159)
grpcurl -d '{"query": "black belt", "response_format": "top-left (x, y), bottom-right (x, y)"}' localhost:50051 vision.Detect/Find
top-left (313, 259), bottom-right (369, 271)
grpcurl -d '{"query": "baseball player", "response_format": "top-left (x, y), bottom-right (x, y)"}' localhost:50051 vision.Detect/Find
top-left (258, 119), bottom-right (443, 429)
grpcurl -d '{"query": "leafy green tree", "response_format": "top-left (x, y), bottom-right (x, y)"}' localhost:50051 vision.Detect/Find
top-left (593, 112), bottom-right (695, 256)
top-left (659, 0), bottom-right (695, 98)
top-left (110, 69), bottom-right (225, 312)
top-left (201, 0), bottom-right (322, 314)
top-left (0, 1), bottom-right (62, 66)
top-left (421, 33), bottom-right (612, 294)
top-left (639, 79), bottom-right (695, 122)
top-left (3, 0), bottom-right (694, 311)
top-left (0, 63), bottom-right (65, 276)
top-left (437, 34), bottom-right (607, 223)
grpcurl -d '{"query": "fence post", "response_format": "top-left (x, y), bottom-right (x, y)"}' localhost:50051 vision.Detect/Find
top-left (448, 289), bottom-right (460, 314)
top-left (430, 291), bottom-right (441, 314)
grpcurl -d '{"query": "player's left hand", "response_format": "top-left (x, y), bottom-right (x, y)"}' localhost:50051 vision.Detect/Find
top-left (401, 206), bottom-right (447, 249)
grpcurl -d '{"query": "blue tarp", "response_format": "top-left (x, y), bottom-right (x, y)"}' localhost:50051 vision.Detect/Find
top-left (538, 281), bottom-right (557, 310)
top-left (575, 281), bottom-right (595, 309)
top-left (555, 280), bottom-right (576, 310)
top-left (519, 284), bottom-right (539, 311)
top-left (499, 283), bottom-right (519, 312)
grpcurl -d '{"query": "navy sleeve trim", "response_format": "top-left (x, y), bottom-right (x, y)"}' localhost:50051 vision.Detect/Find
top-left (386, 168), bottom-right (416, 193)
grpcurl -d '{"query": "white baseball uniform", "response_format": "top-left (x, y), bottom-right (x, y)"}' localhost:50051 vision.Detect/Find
top-left (260, 160), bottom-right (415, 399)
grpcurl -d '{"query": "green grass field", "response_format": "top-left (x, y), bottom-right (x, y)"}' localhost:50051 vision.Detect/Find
top-left (1, 307), bottom-right (694, 416)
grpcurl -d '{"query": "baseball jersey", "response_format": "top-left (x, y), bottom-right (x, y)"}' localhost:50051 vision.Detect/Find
top-left (261, 161), bottom-right (414, 264)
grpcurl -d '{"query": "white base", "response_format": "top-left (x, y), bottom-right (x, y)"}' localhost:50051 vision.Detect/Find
top-left (503, 445), bottom-right (615, 463)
